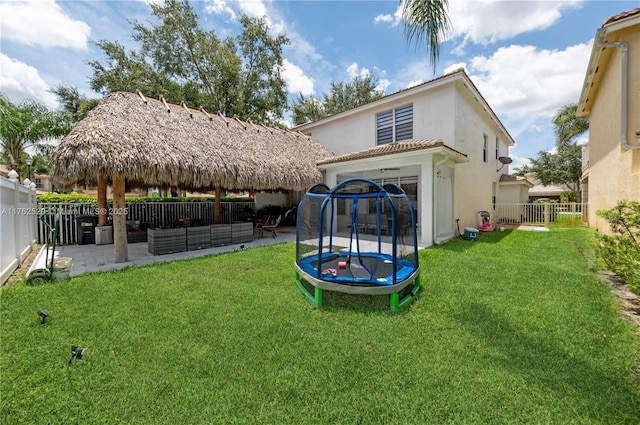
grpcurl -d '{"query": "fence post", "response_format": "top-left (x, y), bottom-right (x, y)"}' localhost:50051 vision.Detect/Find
top-left (543, 203), bottom-right (549, 227)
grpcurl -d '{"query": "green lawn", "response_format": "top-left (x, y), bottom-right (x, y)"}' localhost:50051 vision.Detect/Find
top-left (1, 229), bottom-right (639, 424)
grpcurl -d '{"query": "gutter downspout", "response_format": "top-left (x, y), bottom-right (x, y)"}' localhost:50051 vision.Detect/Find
top-left (597, 37), bottom-right (639, 150)
top-left (432, 153), bottom-right (449, 244)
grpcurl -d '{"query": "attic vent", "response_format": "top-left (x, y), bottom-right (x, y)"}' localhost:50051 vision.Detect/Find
top-left (160, 96), bottom-right (170, 113)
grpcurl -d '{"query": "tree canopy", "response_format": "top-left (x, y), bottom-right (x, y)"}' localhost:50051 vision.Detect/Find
top-left (88, 0), bottom-right (289, 125)
top-left (401, 0), bottom-right (452, 72)
top-left (291, 74), bottom-right (385, 125)
top-left (0, 94), bottom-right (69, 177)
top-left (515, 103), bottom-right (588, 200)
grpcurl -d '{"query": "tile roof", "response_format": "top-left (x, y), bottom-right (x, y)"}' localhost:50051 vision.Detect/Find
top-left (603, 7), bottom-right (640, 26)
top-left (317, 139), bottom-right (466, 165)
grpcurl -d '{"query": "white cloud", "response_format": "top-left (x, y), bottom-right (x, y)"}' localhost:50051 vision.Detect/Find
top-left (448, 1), bottom-right (583, 48)
top-left (282, 59), bottom-right (314, 95)
top-left (374, 5), bottom-right (403, 27)
top-left (463, 42), bottom-right (592, 122)
top-left (204, 0), bottom-right (236, 20)
top-left (0, 0), bottom-right (91, 50)
top-left (0, 54), bottom-right (58, 109)
top-left (377, 79), bottom-right (391, 93)
top-left (374, 0), bottom-right (584, 55)
top-left (346, 63), bottom-right (371, 79)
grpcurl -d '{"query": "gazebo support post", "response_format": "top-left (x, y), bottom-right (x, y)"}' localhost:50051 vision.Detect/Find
top-left (113, 176), bottom-right (128, 263)
top-left (97, 173), bottom-right (108, 226)
top-left (214, 185), bottom-right (221, 224)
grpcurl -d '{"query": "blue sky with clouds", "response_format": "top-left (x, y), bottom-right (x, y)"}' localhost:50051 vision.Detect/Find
top-left (1, 0), bottom-right (638, 170)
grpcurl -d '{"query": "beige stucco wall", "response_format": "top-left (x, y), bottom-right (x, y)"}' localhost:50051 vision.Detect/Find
top-left (587, 24), bottom-right (640, 233)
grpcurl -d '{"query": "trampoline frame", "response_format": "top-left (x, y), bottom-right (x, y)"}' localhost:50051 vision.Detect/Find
top-left (295, 178), bottom-right (421, 311)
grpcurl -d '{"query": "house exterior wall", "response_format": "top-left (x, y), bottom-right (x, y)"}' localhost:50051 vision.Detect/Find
top-left (297, 71), bottom-right (514, 245)
top-left (586, 23), bottom-right (640, 232)
top-left (302, 85), bottom-right (457, 156)
top-left (452, 82), bottom-right (512, 228)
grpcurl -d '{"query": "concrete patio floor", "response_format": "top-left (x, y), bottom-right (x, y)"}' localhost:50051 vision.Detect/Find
top-left (55, 226), bottom-right (297, 277)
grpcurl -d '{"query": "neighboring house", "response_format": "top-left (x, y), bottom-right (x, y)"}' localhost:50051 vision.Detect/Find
top-left (578, 8), bottom-right (640, 233)
top-left (524, 173), bottom-right (564, 201)
top-left (295, 69), bottom-right (525, 246)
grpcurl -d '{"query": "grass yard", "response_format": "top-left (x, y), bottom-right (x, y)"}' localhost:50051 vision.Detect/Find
top-left (1, 228), bottom-right (639, 424)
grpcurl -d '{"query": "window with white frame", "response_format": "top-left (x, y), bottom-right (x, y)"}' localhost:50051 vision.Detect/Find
top-left (483, 134), bottom-right (488, 162)
top-left (376, 104), bottom-right (413, 145)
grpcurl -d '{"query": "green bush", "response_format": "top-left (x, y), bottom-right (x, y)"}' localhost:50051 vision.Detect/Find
top-left (37, 194), bottom-right (252, 203)
top-left (595, 200), bottom-right (640, 294)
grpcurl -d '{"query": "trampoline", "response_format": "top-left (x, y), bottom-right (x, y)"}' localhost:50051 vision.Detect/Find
top-left (295, 178), bottom-right (421, 310)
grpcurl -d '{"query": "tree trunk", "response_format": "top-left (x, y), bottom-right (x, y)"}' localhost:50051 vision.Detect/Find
top-left (97, 173), bottom-right (108, 226)
top-left (113, 177), bottom-right (128, 263)
top-left (214, 185), bottom-right (221, 224)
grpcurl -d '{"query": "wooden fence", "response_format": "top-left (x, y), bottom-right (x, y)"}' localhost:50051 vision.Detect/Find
top-left (494, 203), bottom-right (587, 226)
top-left (36, 201), bottom-right (256, 245)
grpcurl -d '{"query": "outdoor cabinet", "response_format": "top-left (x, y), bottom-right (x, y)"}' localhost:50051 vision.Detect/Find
top-left (76, 215), bottom-right (98, 245)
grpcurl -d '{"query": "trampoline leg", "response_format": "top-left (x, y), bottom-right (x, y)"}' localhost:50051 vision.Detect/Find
top-left (390, 293), bottom-right (399, 311)
top-left (315, 287), bottom-right (323, 309)
top-left (295, 272), bottom-right (323, 309)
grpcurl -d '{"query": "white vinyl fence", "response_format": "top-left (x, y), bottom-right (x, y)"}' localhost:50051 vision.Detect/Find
top-left (494, 203), bottom-right (587, 226)
top-left (1, 171), bottom-right (37, 285)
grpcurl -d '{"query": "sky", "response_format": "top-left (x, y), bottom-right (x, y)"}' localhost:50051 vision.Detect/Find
top-left (1, 0), bottom-right (638, 171)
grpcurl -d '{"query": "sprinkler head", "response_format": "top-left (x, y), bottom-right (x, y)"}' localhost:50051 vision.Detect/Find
top-left (38, 309), bottom-right (49, 324)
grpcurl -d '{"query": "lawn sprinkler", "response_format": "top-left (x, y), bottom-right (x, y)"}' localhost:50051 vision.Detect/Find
top-left (38, 309), bottom-right (49, 324)
top-left (69, 346), bottom-right (88, 365)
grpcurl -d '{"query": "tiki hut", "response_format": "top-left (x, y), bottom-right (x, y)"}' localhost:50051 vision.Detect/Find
top-left (50, 91), bottom-right (334, 262)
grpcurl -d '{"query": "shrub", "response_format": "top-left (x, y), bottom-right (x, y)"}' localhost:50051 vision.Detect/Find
top-left (595, 200), bottom-right (640, 293)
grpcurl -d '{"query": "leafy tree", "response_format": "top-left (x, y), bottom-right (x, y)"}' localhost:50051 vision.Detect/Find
top-left (525, 144), bottom-right (582, 196)
top-left (291, 74), bottom-right (385, 125)
top-left (401, 0), bottom-right (452, 71)
top-left (0, 94), bottom-right (68, 176)
top-left (553, 103), bottom-right (589, 148)
top-left (515, 103), bottom-right (588, 200)
top-left (88, 0), bottom-right (288, 124)
top-left (291, 94), bottom-right (326, 126)
top-left (50, 84), bottom-right (99, 124)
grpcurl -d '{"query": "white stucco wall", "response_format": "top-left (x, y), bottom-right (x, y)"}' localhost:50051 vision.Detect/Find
top-left (299, 71), bottom-right (514, 244)
top-left (451, 83), bottom-right (512, 229)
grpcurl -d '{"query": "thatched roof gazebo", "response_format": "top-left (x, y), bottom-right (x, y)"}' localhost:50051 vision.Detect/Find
top-left (50, 91), bottom-right (334, 262)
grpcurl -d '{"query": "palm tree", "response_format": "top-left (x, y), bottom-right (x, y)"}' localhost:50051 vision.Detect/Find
top-left (0, 94), bottom-right (69, 177)
top-left (401, 0), bottom-right (452, 72)
top-left (552, 103), bottom-right (589, 148)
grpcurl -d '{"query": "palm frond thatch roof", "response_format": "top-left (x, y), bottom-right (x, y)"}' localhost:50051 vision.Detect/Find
top-left (50, 91), bottom-right (335, 191)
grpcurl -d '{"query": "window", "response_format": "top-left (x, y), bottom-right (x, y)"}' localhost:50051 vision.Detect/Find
top-left (495, 136), bottom-right (499, 159)
top-left (35, 178), bottom-right (43, 188)
top-left (376, 104), bottom-right (413, 145)
top-left (483, 134), bottom-right (488, 163)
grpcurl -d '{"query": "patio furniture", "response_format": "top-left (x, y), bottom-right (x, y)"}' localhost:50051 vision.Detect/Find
top-left (254, 215), bottom-right (271, 235)
top-left (259, 215), bottom-right (281, 239)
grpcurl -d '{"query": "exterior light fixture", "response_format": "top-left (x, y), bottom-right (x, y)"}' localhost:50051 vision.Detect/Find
top-left (38, 309), bottom-right (49, 324)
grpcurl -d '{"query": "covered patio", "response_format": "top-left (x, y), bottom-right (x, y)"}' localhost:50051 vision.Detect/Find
top-left (50, 91), bottom-right (334, 263)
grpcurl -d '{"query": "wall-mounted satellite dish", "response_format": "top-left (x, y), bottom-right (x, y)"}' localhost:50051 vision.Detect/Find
top-left (497, 156), bottom-right (513, 172)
